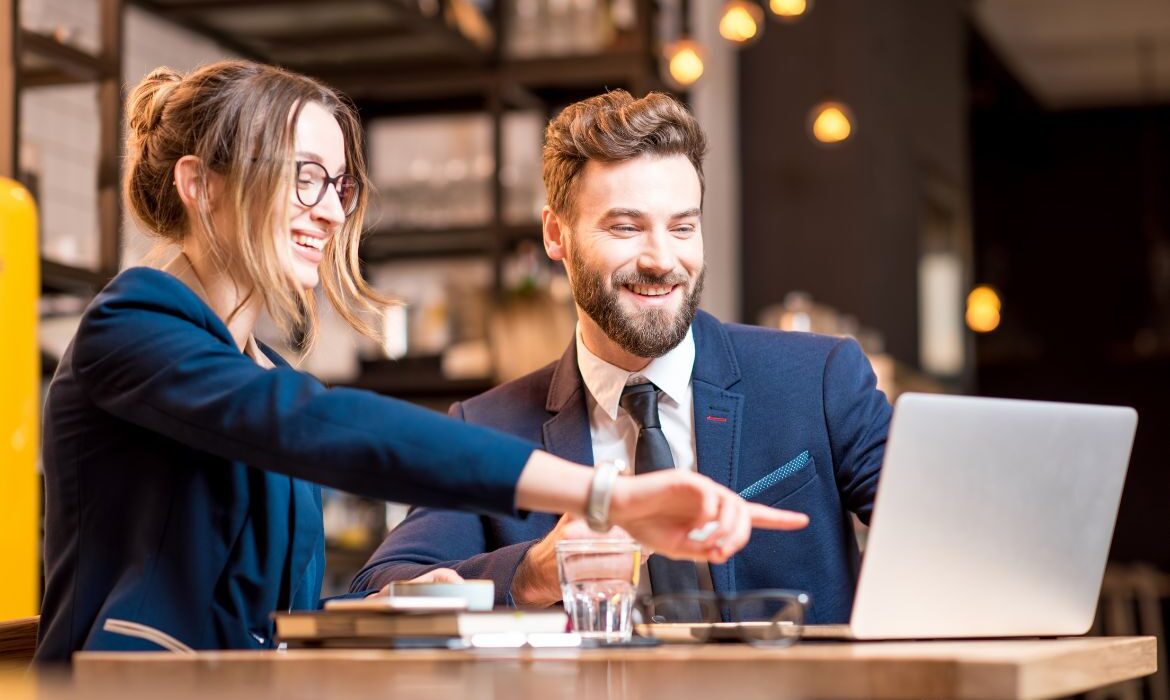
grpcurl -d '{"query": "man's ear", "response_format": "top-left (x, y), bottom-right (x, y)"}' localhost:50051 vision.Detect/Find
top-left (543, 206), bottom-right (567, 263)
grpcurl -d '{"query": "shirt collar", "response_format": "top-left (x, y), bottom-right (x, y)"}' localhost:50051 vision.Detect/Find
top-left (575, 323), bottom-right (695, 421)
top-left (162, 252), bottom-right (275, 370)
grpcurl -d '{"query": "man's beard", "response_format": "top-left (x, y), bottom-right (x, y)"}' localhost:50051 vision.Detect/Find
top-left (568, 248), bottom-right (705, 359)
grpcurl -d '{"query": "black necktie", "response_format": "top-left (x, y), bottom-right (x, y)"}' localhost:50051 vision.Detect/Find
top-left (619, 382), bottom-right (700, 598)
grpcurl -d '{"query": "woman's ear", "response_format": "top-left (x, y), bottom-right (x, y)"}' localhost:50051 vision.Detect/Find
top-left (172, 155), bottom-right (205, 209)
top-left (173, 155), bottom-right (224, 210)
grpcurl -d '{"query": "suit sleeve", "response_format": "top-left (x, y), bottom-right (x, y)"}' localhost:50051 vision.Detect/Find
top-left (822, 337), bottom-right (891, 524)
top-left (348, 401), bottom-right (541, 607)
top-left (71, 277), bottom-right (536, 518)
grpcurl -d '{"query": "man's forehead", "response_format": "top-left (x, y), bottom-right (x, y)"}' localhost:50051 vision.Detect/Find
top-left (575, 154), bottom-right (701, 213)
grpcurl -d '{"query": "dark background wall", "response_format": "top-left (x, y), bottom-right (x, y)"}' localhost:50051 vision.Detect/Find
top-left (741, 0), bottom-right (1168, 567)
top-left (970, 34), bottom-right (1170, 568)
top-left (739, 0), bottom-right (968, 367)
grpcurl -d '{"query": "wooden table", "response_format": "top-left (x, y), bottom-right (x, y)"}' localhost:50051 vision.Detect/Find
top-left (9, 636), bottom-right (1157, 700)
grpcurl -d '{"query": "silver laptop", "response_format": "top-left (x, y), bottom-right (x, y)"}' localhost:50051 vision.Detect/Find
top-left (806, 393), bottom-right (1137, 640)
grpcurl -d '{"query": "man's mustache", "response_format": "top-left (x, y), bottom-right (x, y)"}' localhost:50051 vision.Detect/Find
top-left (610, 272), bottom-right (691, 287)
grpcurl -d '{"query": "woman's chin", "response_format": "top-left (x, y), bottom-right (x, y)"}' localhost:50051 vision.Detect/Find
top-left (289, 261), bottom-right (321, 291)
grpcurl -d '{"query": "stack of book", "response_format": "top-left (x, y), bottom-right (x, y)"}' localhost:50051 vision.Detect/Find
top-left (273, 598), bottom-right (568, 649)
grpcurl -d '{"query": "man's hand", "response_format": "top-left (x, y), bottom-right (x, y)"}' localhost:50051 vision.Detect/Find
top-left (366, 567), bottom-right (465, 598)
top-left (511, 514), bottom-right (633, 607)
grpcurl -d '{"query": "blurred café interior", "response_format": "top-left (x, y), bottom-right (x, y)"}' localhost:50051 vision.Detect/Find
top-left (1, 0), bottom-right (1169, 691)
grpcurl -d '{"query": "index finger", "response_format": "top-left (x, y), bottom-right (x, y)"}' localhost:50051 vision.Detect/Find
top-left (747, 503), bottom-right (810, 530)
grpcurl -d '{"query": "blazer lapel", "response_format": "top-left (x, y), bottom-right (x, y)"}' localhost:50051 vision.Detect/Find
top-left (542, 341), bottom-right (595, 467)
top-left (690, 311), bottom-right (744, 597)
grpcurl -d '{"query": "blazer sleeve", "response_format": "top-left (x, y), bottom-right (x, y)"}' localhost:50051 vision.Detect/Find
top-left (822, 337), bottom-right (891, 524)
top-left (70, 271), bottom-right (537, 518)
top-left (348, 400), bottom-right (540, 607)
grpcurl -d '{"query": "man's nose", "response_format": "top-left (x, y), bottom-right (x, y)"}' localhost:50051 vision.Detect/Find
top-left (637, 229), bottom-right (678, 275)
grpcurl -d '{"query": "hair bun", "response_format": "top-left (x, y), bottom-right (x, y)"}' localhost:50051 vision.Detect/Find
top-left (127, 67), bottom-right (183, 140)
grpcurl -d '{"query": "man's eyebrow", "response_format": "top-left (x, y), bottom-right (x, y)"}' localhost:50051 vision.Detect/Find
top-left (601, 208), bottom-right (646, 219)
top-left (672, 208), bottom-right (702, 219)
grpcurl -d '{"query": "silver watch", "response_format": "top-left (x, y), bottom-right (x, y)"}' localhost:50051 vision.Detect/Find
top-left (585, 459), bottom-right (624, 532)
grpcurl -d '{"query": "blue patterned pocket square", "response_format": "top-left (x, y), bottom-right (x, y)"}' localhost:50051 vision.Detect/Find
top-left (738, 451), bottom-right (812, 500)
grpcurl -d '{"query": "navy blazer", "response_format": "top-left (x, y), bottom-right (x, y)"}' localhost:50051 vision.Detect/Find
top-left (37, 267), bottom-right (537, 662)
top-left (351, 310), bottom-right (891, 624)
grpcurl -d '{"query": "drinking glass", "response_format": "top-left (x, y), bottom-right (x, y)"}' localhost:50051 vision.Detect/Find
top-left (555, 539), bottom-right (642, 643)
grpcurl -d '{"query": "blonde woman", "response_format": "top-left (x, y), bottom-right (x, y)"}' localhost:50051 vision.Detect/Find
top-left (36, 61), bottom-right (807, 662)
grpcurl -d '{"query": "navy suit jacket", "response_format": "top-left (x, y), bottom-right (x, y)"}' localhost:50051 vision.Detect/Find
top-left (37, 267), bottom-right (537, 662)
top-left (351, 310), bottom-right (891, 623)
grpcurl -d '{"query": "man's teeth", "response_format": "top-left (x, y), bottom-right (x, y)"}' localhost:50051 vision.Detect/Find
top-left (628, 284), bottom-right (674, 296)
top-left (293, 234), bottom-right (324, 251)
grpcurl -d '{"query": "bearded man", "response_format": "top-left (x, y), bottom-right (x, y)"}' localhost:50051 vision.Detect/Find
top-left (351, 91), bottom-right (891, 624)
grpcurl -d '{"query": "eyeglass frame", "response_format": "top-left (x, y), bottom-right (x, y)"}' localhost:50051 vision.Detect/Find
top-left (293, 160), bottom-right (360, 216)
top-left (634, 588), bottom-right (810, 647)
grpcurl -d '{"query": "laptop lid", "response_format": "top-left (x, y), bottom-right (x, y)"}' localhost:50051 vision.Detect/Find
top-left (850, 393), bottom-right (1137, 640)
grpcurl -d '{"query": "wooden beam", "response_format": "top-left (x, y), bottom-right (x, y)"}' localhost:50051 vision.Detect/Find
top-left (1, 0), bottom-right (14, 179)
top-left (126, 0), bottom-right (266, 61)
top-left (97, 0), bottom-right (123, 273)
top-left (144, 0), bottom-right (359, 11)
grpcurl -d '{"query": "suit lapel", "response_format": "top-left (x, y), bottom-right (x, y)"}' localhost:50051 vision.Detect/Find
top-left (542, 341), bottom-right (594, 467)
top-left (690, 311), bottom-right (744, 597)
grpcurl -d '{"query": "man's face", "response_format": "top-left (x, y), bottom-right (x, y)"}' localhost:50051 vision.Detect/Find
top-left (559, 154), bottom-right (705, 359)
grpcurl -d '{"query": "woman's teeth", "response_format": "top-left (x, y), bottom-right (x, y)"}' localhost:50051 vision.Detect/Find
top-left (293, 234), bottom-right (324, 251)
top-left (628, 284), bottom-right (674, 296)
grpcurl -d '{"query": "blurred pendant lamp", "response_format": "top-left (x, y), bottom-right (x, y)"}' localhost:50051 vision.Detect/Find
top-left (719, 0), bottom-right (765, 45)
top-left (806, 0), bottom-right (854, 145)
top-left (768, 0), bottom-right (812, 23)
top-left (664, 0), bottom-right (706, 87)
top-left (808, 101), bottom-right (854, 144)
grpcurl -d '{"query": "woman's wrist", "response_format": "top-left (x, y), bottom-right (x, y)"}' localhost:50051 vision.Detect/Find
top-left (584, 460), bottom-right (623, 532)
top-left (514, 450), bottom-right (594, 516)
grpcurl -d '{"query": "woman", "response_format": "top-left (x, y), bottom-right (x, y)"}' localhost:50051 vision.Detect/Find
top-left (36, 61), bottom-right (805, 662)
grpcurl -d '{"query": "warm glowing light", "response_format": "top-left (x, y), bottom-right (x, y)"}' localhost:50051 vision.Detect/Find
top-left (666, 39), bottom-right (705, 86)
top-left (769, 0), bottom-right (811, 21)
top-left (809, 102), bottom-right (854, 144)
top-left (966, 285), bottom-right (1002, 333)
top-left (720, 0), bottom-right (764, 44)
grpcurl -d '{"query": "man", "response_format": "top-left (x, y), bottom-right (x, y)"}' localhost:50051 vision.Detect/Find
top-left (351, 90), bottom-right (890, 623)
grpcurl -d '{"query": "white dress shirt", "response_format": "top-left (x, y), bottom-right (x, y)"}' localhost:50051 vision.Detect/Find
top-left (575, 324), bottom-right (697, 474)
top-left (575, 324), bottom-right (715, 593)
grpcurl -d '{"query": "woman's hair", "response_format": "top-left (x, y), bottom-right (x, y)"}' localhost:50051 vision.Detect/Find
top-left (542, 89), bottom-right (708, 225)
top-left (124, 59), bottom-right (387, 347)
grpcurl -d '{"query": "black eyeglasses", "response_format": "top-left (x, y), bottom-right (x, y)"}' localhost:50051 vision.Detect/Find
top-left (634, 589), bottom-right (809, 647)
top-left (295, 160), bottom-right (360, 216)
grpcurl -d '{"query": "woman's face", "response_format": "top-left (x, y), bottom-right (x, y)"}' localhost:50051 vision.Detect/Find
top-left (283, 101), bottom-right (349, 290)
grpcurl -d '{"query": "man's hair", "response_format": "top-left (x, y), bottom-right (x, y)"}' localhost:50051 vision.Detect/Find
top-left (541, 90), bottom-right (708, 223)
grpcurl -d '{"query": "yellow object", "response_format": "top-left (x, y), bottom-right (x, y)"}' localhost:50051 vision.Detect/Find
top-left (810, 102), bottom-right (854, 144)
top-left (0, 177), bottom-right (40, 618)
top-left (770, 0), bottom-right (810, 20)
top-left (966, 285), bottom-right (1002, 333)
top-left (666, 39), bottom-right (705, 86)
top-left (719, 0), bottom-right (764, 43)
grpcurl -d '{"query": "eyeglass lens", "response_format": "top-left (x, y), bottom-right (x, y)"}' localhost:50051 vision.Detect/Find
top-left (296, 161), bottom-right (358, 215)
